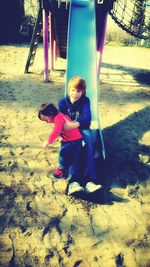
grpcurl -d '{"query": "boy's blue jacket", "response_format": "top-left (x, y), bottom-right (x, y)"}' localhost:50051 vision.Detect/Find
top-left (58, 95), bottom-right (91, 130)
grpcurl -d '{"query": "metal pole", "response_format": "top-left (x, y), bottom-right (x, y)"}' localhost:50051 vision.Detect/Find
top-left (43, 8), bottom-right (49, 81)
top-left (97, 12), bottom-right (108, 80)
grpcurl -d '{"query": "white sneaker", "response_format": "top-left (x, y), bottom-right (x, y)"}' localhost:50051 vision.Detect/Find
top-left (68, 182), bottom-right (84, 195)
top-left (85, 182), bottom-right (102, 193)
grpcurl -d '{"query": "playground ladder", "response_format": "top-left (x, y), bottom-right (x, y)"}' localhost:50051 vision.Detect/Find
top-left (24, 8), bottom-right (42, 73)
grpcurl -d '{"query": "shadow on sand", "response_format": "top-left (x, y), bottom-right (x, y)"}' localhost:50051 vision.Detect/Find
top-left (73, 106), bottom-right (150, 204)
top-left (102, 62), bottom-right (150, 86)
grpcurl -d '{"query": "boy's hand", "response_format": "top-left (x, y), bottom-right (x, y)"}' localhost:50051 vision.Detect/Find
top-left (43, 141), bottom-right (49, 149)
top-left (63, 119), bottom-right (73, 130)
top-left (63, 118), bottom-right (80, 130)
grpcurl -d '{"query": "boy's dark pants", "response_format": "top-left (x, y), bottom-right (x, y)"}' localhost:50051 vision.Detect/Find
top-left (58, 139), bottom-right (82, 184)
top-left (81, 129), bottom-right (97, 185)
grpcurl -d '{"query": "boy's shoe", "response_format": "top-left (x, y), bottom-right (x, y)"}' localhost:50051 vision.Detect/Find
top-left (68, 182), bottom-right (84, 195)
top-left (85, 182), bottom-right (102, 193)
top-left (53, 167), bottom-right (68, 178)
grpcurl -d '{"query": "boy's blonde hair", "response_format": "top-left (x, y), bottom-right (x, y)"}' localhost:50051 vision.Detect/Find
top-left (68, 76), bottom-right (86, 95)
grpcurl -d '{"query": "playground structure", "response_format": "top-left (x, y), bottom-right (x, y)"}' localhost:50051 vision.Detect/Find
top-left (24, 0), bottom-right (150, 160)
top-left (24, 0), bottom-right (150, 77)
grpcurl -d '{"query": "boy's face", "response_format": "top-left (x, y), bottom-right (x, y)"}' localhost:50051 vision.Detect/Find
top-left (69, 87), bottom-right (83, 104)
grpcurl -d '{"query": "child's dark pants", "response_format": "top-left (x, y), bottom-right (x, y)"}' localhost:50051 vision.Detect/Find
top-left (58, 139), bottom-right (82, 184)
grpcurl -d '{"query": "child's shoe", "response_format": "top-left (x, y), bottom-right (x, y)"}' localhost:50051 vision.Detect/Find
top-left (85, 182), bottom-right (102, 193)
top-left (53, 167), bottom-right (68, 178)
top-left (68, 182), bottom-right (84, 195)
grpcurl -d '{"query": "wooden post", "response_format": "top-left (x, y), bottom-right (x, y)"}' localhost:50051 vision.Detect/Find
top-left (43, 8), bottom-right (49, 81)
top-left (49, 12), bottom-right (55, 71)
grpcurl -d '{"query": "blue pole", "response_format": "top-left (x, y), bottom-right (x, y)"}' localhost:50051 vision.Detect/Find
top-left (66, 0), bottom-right (105, 159)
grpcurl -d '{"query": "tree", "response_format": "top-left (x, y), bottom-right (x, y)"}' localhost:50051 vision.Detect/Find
top-left (131, 0), bottom-right (146, 36)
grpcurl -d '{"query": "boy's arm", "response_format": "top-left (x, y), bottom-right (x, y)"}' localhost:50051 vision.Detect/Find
top-left (64, 98), bottom-right (91, 130)
top-left (77, 98), bottom-right (91, 129)
top-left (58, 99), bottom-right (67, 114)
top-left (63, 119), bottom-right (80, 130)
top-left (58, 99), bottom-right (77, 130)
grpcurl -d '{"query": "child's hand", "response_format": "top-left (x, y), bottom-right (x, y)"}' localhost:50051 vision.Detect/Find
top-left (43, 141), bottom-right (49, 149)
top-left (57, 136), bottom-right (63, 143)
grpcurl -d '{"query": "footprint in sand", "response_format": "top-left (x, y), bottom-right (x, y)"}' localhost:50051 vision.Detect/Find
top-left (0, 162), bottom-right (6, 172)
top-left (139, 131), bottom-right (150, 165)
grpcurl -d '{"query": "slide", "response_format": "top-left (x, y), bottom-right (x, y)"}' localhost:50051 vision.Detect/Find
top-left (65, 0), bottom-right (106, 159)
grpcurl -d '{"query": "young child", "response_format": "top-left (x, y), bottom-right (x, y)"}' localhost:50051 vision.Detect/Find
top-left (58, 76), bottom-right (102, 193)
top-left (38, 103), bottom-right (84, 195)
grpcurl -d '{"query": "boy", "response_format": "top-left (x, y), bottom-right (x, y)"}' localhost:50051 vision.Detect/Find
top-left (38, 103), bottom-right (84, 195)
top-left (58, 76), bottom-right (102, 193)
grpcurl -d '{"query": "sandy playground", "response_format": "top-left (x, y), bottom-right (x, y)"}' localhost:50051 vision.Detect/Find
top-left (0, 44), bottom-right (150, 266)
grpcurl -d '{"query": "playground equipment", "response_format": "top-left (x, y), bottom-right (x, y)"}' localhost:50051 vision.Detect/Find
top-left (24, 0), bottom-right (150, 159)
top-left (110, 0), bottom-right (150, 40)
top-left (24, 0), bottom-right (150, 77)
top-left (66, 0), bottom-right (107, 159)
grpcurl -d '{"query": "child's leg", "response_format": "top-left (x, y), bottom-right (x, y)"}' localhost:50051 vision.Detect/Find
top-left (58, 140), bottom-right (82, 176)
top-left (59, 140), bottom-right (82, 183)
top-left (81, 129), bottom-right (97, 184)
top-left (67, 139), bottom-right (84, 195)
top-left (67, 140), bottom-right (83, 184)
top-left (53, 143), bottom-right (70, 178)
top-left (58, 144), bottom-right (69, 170)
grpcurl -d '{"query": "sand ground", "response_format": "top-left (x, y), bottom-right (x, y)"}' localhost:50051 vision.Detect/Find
top-left (0, 44), bottom-right (150, 266)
